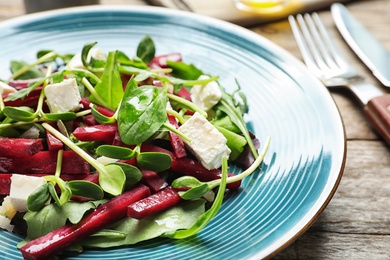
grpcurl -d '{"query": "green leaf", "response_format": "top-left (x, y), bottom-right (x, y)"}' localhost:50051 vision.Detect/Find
top-left (81, 199), bottom-right (205, 248)
top-left (136, 152), bottom-right (172, 172)
top-left (172, 176), bottom-right (210, 200)
top-left (24, 203), bottom-right (68, 240)
top-left (117, 52), bottom-right (148, 69)
top-left (96, 145), bottom-right (136, 160)
top-left (37, 50), bottom-right (57, 62)
top-left (62, 200), bottom-right (106, 224)
top-left (110, 162), bottom-right (142, 190)
top-left (24, 200), bottom-right (106, 240)
top-left (136, 35), bottom-right (155, 64)
top-left (167, 158), bottom-right (228, 239)
top-left (118, 82), bottom-right (167, 145)
top-left (42, 112), bottom-right (77, 122)
top-left (215, 125), bottom-right (247, 161)
top-left (89, 51), bottom-right (124, 110)
top-left (81, 42), bottom-right (98, 68)
top-left (99, 164), bottom-right (126, 196)
top-left (68, 180), bottom-right (104, 201)
top-left (27, 183), bottom-right (50, 212)
top-left (91, 105), bottom-right (116, 124)
top-left (2, 106), bottom-right (36, 122)
top-left (166, 61), bottom-right (203, 80)
top-left (10, 60), bottom-right (43, 80)
top-left (216, 89), bottom-right (258, 158)
top-left (48, 182), bottom-right (72, 207)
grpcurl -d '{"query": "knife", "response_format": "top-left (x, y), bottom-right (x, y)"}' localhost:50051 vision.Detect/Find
top-left (331, 3), bottom-right (390, 145)
top-left (331, 3), bottom-right (390, 87)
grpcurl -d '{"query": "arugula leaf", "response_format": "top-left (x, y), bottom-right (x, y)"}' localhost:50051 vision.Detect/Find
top-left (118, 79), bottom-right (167, 145)
top-left (24, 203), bottom-right (67, 240)
top-left (62, 200), bottom-right (106, 224)
top-left (167, 158), bottom-right (228, 239)
top-left (81, 199), bottom-right (205, 248)
top-left (81, 42), bottom-right (98, 69)
top-left (166, 61), bottom-right (202, 80)
top-left (10, 51), bottom-right (57, 80)
top-left (136, 35), bottom-right (155, 64)
top-left (89, 51), bottom-right (124, 110)
top-left (10, 61), bottom-right (43, 80)
top-left (215, 89), bottom-right (258, 158)
top-left (215, 126), bottom-right (247, 161)
top-left (24, 200), bottom-right (105, 240)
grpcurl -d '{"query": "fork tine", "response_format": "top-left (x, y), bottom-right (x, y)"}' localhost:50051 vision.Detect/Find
top-left (289, 14), bottom-right (326, 75)
top-left (310, 12), bottom-right (349, 69)
top-left (288, 15), bottom-right (315, 69)
top-left (303, 13), bottom-right (338, 69)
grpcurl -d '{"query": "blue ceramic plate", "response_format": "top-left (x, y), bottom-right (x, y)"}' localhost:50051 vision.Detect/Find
top-left (0, 6), bottom-right (346, 259)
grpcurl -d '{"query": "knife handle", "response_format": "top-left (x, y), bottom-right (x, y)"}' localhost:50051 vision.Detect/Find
top-left (364, 94), bottom-right (390, 145)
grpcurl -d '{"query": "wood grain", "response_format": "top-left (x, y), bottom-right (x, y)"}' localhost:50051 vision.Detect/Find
top-left (0, 0), bottom-right (389, 259)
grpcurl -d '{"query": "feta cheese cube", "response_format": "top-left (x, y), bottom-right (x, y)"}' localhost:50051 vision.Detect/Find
top-left (45, 78), bottom-right (81, 113)
top-left (0, 215), bottom-right (14, 232)
top-left (9, 174), bottom-right (46, 212)
top-left (0, 196), bottom-right (16, 219)
top-left (66, 47), bottom-right (106, 70)
top-left (178, 112), bottom-right (230, 170)
top-left (190, 75), bottom-right (222, 111)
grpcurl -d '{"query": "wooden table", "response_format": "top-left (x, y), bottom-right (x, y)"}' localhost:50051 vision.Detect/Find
top-left (1, 0), bottom-right (389, 259)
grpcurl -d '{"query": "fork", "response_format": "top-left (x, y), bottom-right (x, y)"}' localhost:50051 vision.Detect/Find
top-left (288, 13), bottom-right (390, 145)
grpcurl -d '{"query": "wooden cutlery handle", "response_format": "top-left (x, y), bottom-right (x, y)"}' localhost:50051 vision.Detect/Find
top-left (364, 94), bottom-right (390, 145)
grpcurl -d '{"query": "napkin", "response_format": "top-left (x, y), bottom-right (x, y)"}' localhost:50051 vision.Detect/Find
top-left (145, 0), bottom-right (357, 26)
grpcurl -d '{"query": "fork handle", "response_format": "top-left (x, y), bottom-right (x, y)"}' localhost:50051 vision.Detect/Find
top-left (364, 94), bottom-right (390, 145)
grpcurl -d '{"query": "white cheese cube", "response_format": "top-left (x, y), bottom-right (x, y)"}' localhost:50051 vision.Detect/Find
top-left (0, 196), bottom-right (16, 219)
top-left (9, 174), bottom-right (46, 212)
top-left (178, 112), bottom-right (230, 170)
top-left (45, 78), bottom-right (81, 113)
top-left (190, 75), bottom-right (222, 111)
top-left (66, 47), bottom-right (106, 70)
top-left (0, 215), bottom-right (14, 232)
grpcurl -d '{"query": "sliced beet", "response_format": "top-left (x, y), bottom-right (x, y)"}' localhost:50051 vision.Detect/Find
top-left (167, 114), bottom-right (187, 159)
top-left (170, 157), bottom-right (241, 191)
top-left (0, 151), bottom-right (90, 175)
top-left (141, 170), bottom-right (168, 193)
top-left (46, 131), bottom-right (63, 151)
top-left (20, 184), bottom-right (151, 260)
top-left (127, 187), bottom-right (182, 219)
top-left (0, 137), bottom-right (43, 157)
top-left (73, 124), bottom-right (118, 143)
top-left (149, 53), bottom-right (182, 68)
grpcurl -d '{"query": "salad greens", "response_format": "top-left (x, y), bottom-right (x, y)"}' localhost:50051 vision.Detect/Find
top-left (0, 35), bottom-right (270, 259)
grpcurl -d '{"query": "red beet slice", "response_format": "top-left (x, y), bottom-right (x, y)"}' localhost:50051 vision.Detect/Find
top-left (0, 151), bottom-right (90, 175)
top-left (141, 170), bottom-right (168, 193)
top-left (127, 187), bottom-right (182, 219)
top-left (167, 114), bottom-right (187, 158)
top-left (73, 124), bottom-right (118, 143)
top-left (20, 184), bottom-right (151, 260)
top-left (0, 137), bottom-right (43, 157)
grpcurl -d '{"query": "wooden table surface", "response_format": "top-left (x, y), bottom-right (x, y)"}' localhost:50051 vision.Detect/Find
top-left (1, 0), bottom-right (389, 259)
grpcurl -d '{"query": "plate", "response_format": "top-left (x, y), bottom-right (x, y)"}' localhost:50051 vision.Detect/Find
top-left (0, 6), bottom-right (346, 259)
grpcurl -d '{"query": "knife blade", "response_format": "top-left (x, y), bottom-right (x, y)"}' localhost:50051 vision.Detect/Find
top-left (331, 3), bottom-right (390, 87)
